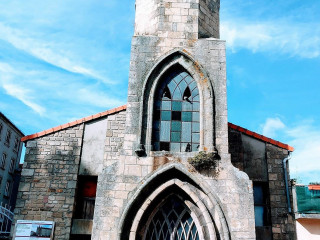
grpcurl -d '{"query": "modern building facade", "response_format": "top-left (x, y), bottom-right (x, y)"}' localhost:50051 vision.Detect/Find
top-left (0, 112), bottom-right (24, 208)
top-left (293, 184), bottom-right (320, 240)
top-left (14, 0), bottom-right (296, 239)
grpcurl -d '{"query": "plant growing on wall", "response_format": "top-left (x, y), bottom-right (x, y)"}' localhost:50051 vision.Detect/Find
top-left (188, 151), bottom-right (220, 171)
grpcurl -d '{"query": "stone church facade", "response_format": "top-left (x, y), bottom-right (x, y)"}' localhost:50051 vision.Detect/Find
top-left (14, 0), bottom-right (296, 239)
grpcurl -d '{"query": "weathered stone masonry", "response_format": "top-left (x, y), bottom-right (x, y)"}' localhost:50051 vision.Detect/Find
top-left (14, 124), bottom-right (84, 239)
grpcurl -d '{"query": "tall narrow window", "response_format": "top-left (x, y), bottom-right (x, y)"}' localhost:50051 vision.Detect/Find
top-left (5, 130), bottom-right (11, 145)
top-left (253, 182), bottom-right (271, 227)
top-left (9, 158), bottom-right (15, 173)
top-left (4, 181), bottom-right (10, 197)
top-left (1, 153), bottom-right (7, 169)
top-left (152, 69), bottom-right (200, 152)
top-left (14, 137), bottom-right (19, 151)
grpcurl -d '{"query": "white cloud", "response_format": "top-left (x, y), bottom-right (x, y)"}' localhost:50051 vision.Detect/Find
top-left (0, 23), bottom-right (114, 84)
top-left (77, 88), bottom-right (124, 108)
top-left (221, 20), bottom-right (320, 58)
top-left (261, 117), bottom-right (285, 138)
top-left (2, 83), bottom-right (46, 115)
top-left (287, 123), bottom-right (320, 176)
top-left (261, 117), bottom-right (320, 184)
top-left (0, 62), bottom-right (46, 115)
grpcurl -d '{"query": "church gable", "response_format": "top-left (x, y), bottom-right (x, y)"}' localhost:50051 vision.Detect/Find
top-left (14, 0), bottom-right (296, 240)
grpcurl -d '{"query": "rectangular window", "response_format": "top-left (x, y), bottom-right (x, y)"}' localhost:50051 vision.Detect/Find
top-left (5, 130), bottom-right (11, 145)
top-left (9, 158), bottom-right (15, 173)
top-left (253, 182), bottom-right (271, 227)
top-left (4, 181), bottom-right (10, 197)
top-left (74, 176), bottom-right (97, 220)
top-left (14, 137), bottom-right (19, 151)
top-left (1, 153), bottom-right (7, 169)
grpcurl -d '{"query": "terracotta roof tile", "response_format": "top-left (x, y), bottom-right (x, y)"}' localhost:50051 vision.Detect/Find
top-left (21, 105), bottom-right (127, 142)
top-left (228, 122), bottom-right (294, 151)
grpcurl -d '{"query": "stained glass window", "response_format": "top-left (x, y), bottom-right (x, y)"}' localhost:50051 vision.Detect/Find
top-left (152, 70), bottom-right (200, 152)
top-left (144, 195), bottom-right (200, 240)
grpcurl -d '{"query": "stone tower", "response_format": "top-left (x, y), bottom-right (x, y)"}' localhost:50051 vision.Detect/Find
top-left (92, 0), bottom-right (256, 239)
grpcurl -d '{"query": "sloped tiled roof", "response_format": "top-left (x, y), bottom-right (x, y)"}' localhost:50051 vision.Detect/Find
top-left (21, 105), bottom-right (294, 151)
top-left (228, 122), bottom-right (294, 151)
top-left (21, 105), bottom-right (126, 142)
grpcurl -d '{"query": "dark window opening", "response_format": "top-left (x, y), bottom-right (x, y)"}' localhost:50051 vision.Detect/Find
top-left (74, 176), bottom-right (97, 220)
top-left (14, 138), bottom-right (19, 151)
top-left (253, 182), bottom-right (271, 227)
top-left (5, 130), bottom-right (11, 145)
top-left (1, 153), bottom-right (7, 169)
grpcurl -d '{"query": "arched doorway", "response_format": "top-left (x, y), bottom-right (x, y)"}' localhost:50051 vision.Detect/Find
top-left (143, 195), bottom-right (200, 240)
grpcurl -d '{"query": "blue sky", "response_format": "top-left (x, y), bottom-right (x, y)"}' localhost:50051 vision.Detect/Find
top-left (0, 0), bottom-right (319, 184)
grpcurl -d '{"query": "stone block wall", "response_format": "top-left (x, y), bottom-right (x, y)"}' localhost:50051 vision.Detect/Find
top-left (135, 0), bottom-right (220, 40)
top-left (266, 144), bottom-right (296, 240)
top-left (13, 124), bottom-right (84, 239)
top-left (199, 0), bottom-right (220, 38)
top-left (228, 127), bottom-right (296, 239)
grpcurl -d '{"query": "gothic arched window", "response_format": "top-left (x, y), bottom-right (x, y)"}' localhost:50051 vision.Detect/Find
top-left (152, 69), bottom-right (200, 152)
top-left (144, 195), bottom-right (200, 240)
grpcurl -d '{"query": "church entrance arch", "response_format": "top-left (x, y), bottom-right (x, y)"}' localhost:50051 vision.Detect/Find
top-left (118, 164), bottom-right (231, 240)
top-left (143, 194), bottom-right (200, 240)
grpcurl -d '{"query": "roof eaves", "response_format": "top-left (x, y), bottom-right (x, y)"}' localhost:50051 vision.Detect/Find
top-left (228, 122), bottom-right (294, 151)
top-left (21, 105), bottom-right (127, 142)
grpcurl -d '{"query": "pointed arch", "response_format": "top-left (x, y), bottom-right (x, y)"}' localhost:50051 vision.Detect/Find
top-left (138, 49), bottom-right (216, 153)
top-left (118, 163), bottom-right (231, 240)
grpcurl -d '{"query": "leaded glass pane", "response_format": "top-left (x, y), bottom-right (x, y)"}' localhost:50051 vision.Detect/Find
top-left (192, 144), bottom-right (199, 151)
top-left (192, 122), bottom-right (200, 132)
top-left (170, 143), bottom-right (180, 152)
top-left (178, 80), bottom-right (187, 94)
top-left (172, 121), bottom-right (182, 131)
top-left (172, 111), bottom-right (181, 121)
top-left (172, 101), bottom-right (182, 111)
top-left (193, 102), bottom-right (200, 111)
top-left (161, 111), bottom-right (171, 121)
top-left (171, 132), bottom-right (181, 142)
top-left (162, 101), bottom-right (171, 110)
top-left (182, 112), bottom-right (192, 122)
top-left (152, 69), bottom-right (200, 152)
top-left (189, 81), bottom-right (197, 91)
top-left (192, 88), bottom-right (199, 98)
top-left (182, 102), bottom-right (192, 111)
top-left (144, 196), bottom-right (199, 240)
top-left (181, 143), bottom-right (188, 152)
top-left (192, 112), bottom-right (199, 122)
top-left (160, 121), bottom-right (171, 141)
top-left (181, 122), bottom-right (191, 142)
top-left (192, 133), bottom-right (200, 143)
top-left (193, 95), bottom-right (199, 101)
top-left (168, 80), bottom-right (177, 94)
top-left (184, 75), bottom-right (193, 84)
top-left (173, 74), bottom-right (183, 84)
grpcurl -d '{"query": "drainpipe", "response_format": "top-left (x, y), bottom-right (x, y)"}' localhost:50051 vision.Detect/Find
top-left (283, 154), bottom-right (292, 213)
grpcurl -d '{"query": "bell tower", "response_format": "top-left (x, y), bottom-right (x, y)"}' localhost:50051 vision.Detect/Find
top-left (92, 1), bottom-right (256, 239)
top-left (126, 0), bottom-right (229, 155)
